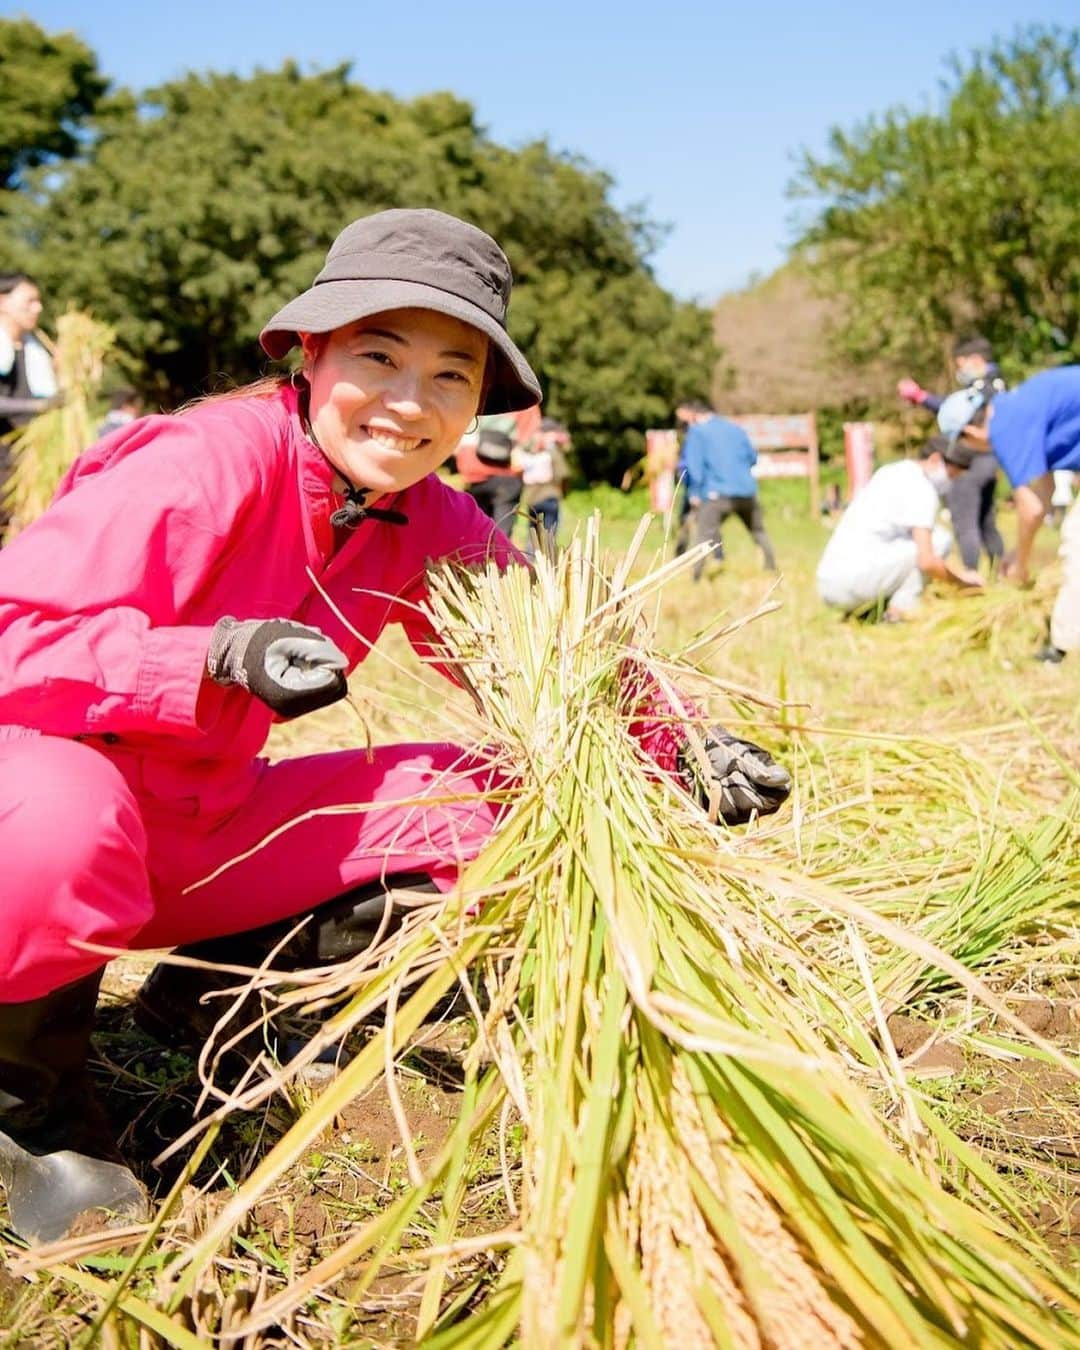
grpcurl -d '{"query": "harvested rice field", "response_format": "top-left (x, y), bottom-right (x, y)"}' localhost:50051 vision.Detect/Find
top-left (2, 481), bottom-right (1077, 1347)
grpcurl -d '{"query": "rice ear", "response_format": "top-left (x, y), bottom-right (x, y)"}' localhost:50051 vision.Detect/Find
top-left (4, 308), bottom-right (115, 531)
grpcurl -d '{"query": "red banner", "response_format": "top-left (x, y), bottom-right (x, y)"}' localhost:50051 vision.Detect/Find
top-left (843, 422), bottom-right (875, 500)
top-left (645, 429), bottom-right (679, 512)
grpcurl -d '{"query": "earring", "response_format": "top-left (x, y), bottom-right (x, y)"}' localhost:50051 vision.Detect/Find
top-left (290, 369), bottom-right (308, 391)
top-left (465, 415), bottom-right (480, 436)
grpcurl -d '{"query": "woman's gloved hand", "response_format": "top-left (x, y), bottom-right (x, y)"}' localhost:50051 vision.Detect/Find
top-left (207, 617), bottom-right (348, 719)
top-left (678, 726), bottom-right (792, 826)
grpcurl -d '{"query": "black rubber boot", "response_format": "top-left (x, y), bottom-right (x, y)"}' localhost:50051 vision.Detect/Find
top-left (133, 874), bottom-right (442, 1059)
top-left (1034, 641), bottom-right (1066, 664)
top-left (0, 971), bottom-right (150, 1244)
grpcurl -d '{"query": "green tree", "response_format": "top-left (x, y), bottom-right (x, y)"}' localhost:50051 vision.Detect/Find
top-left (5, 60), bottom-right (714, 482)
top-left (789, 26), bottom-right (1080, 383)
top-left (0, 17), bottom-right (107, 191)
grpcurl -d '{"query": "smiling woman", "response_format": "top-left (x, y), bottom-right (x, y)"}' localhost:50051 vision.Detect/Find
top-left (0, 206), bottom-right (791, 1246)
top-left (299, 309), bottom-right (489, 496)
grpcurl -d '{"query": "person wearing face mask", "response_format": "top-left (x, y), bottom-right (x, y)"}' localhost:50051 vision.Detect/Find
top-left (897, 337), bottom-right (1006, 574)
top-left (897, 335), bottom-right (1006, 415)
top-left (0, 208), bottom-right (792, 1245)
top-left (816, 435), bottom-right (984, 620)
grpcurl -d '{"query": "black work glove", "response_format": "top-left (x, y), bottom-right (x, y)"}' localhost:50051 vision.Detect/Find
top-left (207, 617), bottom-right (348, 719)
top-left (678, 726), bottom-right (792, 826)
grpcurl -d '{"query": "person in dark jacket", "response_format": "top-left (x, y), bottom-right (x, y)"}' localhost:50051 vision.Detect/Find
top-left (0, 273), bottom-right (58, 536)
top-left (897, 336), bottom-right (1005, 571)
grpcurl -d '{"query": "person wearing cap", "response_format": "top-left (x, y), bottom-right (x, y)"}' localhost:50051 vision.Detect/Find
top-left (514, 416), bottom-right (572, 559)
top-left (957, 364), bottom-right (1080, 663)
top-left (0, 208), bottom-right (792, 1244)
top-left (897, 335), bottom-right (1006, 417)
top-left (816, 436), bottom-right (984, 620)
top-left (897, 337), bottom-right (1006, 572)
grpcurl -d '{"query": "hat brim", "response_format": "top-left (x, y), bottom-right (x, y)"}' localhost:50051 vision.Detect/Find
top-left (259, 278), bottom-right (541, 415)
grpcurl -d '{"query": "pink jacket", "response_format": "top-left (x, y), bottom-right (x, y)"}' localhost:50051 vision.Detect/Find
top-left (0, 385), bottom-right (684, 818)
top-left (0, 386), bottom-right (520, 815)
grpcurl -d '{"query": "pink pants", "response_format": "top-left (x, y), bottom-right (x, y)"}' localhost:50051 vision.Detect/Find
top-left (0, 734), bottom-right (506, 1002)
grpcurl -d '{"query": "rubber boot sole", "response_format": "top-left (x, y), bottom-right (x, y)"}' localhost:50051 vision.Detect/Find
top-left (0, 1128), bottom-right (150, 1244)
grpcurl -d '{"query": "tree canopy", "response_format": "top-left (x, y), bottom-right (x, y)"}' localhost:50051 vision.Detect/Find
top-left (789, 26), bottom-right (1079, 383)
top-left (0, 18), bottom-right (107, 192)
top-left (1, 25), bottom-right (715, 482)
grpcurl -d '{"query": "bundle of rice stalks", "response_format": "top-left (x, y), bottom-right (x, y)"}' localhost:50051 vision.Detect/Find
top-left (40, 523), bottom-right (1078, 1346)
top-left (3, 309), bottom-right (115, 530)
top-left (925, 570), bottom-right (1059, 659)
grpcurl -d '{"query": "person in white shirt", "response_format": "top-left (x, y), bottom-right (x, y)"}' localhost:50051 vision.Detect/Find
top-left (817, 436), bottom-right (984, 619)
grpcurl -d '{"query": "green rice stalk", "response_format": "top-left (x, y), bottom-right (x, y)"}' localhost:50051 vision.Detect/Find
top-left (764, 790), bottom-right (1077, 1013)
top-left (156, 520), bottom-right (1077, 1347)
top-left (50, 1265), bottom-right (206, 1350)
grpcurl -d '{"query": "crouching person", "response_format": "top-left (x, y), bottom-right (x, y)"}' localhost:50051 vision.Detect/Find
top-left (0, 208), bottom-right (791, 1246)
top-left (816, 436), bottom-right (984, 621)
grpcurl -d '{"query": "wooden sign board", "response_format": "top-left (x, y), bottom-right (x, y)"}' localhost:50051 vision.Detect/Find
top-left (730, 412), bottom-right (820, 516)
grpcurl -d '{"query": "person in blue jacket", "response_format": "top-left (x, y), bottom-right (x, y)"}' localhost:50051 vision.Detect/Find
top-left (675, 399), bottom-right (777, 580)
top-left (958, 365), bottom-right (1080, 663)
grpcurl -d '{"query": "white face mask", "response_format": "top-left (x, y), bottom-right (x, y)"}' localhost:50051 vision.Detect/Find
top-left (926, 465), bottom-right (950, 495)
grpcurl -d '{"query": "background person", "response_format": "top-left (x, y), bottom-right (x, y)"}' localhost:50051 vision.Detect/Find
top-left (454, 409), bottom-right (527, 537)
top-left (96, 386), bottom-right (143, 440)
top-left (958, 365), bottom-right (1080, 663)
top-left (816, 436), bottom-right (984, 620)
top-left (898, 336), bottom-right (1005, 572)
top-left (673, 400), bottom-right (704, 556)
top-left (676, 398), bottom-right (777, 580)
top-left (0, 272), bottom-right (58, 534)
top-left (516, 415), bottom-right (571, 559)
top-left (0, 208), bottom-right (790, 1246)
top-left (897, 335), bottom-right (1006, 417)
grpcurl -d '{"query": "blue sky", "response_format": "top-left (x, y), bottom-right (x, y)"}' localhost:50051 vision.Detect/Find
top-left (21, 1), bottom-right (1078, 302)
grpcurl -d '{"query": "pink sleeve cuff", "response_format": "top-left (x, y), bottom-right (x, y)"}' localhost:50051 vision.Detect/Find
top-left (134, 625), bottom-right (214, 733)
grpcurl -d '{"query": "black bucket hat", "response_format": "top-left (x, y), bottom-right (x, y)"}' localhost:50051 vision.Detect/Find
top-left (260, 208), bottom-right (542, 414)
